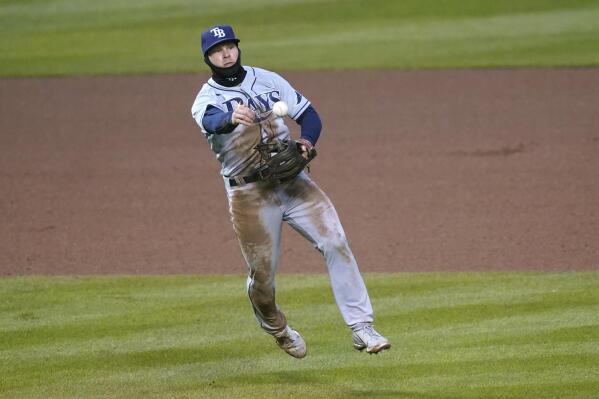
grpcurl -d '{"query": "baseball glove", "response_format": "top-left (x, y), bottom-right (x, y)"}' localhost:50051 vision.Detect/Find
top-left (254, 138), bottom-right (317, 183)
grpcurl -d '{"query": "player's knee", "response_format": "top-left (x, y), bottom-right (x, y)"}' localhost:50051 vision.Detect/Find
top-left (250, 268), bottom-right (274, 285)
top-left (319, 238), bottom-right (351, 258)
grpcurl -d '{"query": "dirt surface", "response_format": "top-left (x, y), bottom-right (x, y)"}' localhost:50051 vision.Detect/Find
top-left (1, 69), bottom-right (598, 275)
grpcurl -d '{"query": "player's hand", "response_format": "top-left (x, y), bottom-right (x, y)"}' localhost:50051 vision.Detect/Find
top-left (296, 138), bottom-right (315, 160)
top-left (231, 104), bottom-right (256, 126)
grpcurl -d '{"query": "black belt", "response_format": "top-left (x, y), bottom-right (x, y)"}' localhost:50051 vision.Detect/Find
top-left (228, 171), bottom-right (262, 187)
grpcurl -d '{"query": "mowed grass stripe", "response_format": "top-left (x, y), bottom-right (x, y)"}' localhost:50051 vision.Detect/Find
top-left (1, 0), bottom-right (599, 76)
top-left (1, 273), bottom-right (598, 398)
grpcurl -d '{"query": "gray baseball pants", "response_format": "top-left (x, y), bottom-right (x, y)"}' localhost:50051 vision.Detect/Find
top-left (225, 172), bottom-right (374, 334)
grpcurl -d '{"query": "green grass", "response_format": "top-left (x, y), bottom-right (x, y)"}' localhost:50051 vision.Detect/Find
top-left (1, 0), bottom-right (599, 76)
top-left (1, 273), bottom-right (598, 398)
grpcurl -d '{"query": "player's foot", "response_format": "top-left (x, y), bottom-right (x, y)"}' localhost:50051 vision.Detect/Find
top-left (274, 326), bottom-right (307, 358)
top-left (352, 323), bottom-right (391, 354)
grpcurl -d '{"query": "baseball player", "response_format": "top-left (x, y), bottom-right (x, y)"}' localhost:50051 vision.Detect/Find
top-left (191, 24), bottom-right (390, 357)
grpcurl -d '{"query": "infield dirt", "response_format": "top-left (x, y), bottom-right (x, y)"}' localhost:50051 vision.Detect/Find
top-left (1, 69), bottom-right (598, 275)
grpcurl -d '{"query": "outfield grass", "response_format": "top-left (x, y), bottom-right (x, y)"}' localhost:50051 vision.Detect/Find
top-left (1, 273), bottom-right (598, 398)
top-left (1, 0), bottom-right (599, 77)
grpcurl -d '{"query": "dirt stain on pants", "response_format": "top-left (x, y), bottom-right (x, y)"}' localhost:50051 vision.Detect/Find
top-left (227, 173), bottom-right (374, 335)
top-left (229, 184), bottom-right (287, 334)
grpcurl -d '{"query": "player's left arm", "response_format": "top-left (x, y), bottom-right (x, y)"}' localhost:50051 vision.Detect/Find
top-left (269, 71), bottom-right (320, 153)
top-left (295, 105), bottom-right (321, 154)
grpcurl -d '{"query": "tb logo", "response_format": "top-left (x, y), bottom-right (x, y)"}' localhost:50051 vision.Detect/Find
top-left (210, 27), bottom-right (226, 38)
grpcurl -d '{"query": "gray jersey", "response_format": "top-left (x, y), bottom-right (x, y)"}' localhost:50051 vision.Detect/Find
top-left (191, 66), bottom-right (310, 178)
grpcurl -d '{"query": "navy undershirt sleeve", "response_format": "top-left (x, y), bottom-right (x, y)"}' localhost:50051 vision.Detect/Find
top-left (202, 105), bottom-right (236, 135)
top-left (296, 105), bottom-right (322, 146)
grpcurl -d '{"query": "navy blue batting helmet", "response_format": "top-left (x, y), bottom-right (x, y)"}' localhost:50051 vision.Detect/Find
top-left (201, 25), bottom-right (239, 55)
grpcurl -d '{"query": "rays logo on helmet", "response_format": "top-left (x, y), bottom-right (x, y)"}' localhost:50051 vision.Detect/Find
top-left (210, 27), bottom-right (226, 38)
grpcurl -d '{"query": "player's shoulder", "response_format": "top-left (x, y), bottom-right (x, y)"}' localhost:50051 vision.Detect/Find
top-left (247, 66), bottom-right (272, 75)
top-left (198, 80), bottom-right (217, 94)
top-left (247, 66), bottom-right (290, 88)
top-left (246, 66), bottom-right (279, 80)
top-left (191, 80), bottom-right (218, 113)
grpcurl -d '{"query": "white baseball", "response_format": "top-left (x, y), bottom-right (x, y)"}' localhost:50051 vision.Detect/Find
top-left (272, 101), bottom-right (288, 117)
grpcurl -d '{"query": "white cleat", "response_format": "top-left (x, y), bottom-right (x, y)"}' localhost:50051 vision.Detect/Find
top-left (352, 324), bottom-right (391, 354)
top-left (274, 326), bottom-right (307, 358)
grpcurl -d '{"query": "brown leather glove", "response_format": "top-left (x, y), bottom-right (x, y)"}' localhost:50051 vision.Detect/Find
top-left (254, 138), bottom-right (317, 183)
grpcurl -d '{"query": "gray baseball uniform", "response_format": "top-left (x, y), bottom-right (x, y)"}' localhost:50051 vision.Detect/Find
top-left (191, 66), bottom-right (374, 334)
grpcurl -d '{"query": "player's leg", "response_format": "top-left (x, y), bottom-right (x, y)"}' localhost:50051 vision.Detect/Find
top-left (280, 173), bottom-right (374, 327)
top-left (227, 185), bottom-right (287, 334)
top-left (281, 175), bottom-right (390, 353)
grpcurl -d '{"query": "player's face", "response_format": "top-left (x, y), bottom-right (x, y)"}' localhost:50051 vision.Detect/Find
top-left (207, 42), bottom-right (239, 68)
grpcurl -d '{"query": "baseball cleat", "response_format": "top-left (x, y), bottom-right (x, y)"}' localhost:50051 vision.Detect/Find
top-left (352, 324), bottom-right (391, 354)
top-left (274, 326), bottom-right (307, 358)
